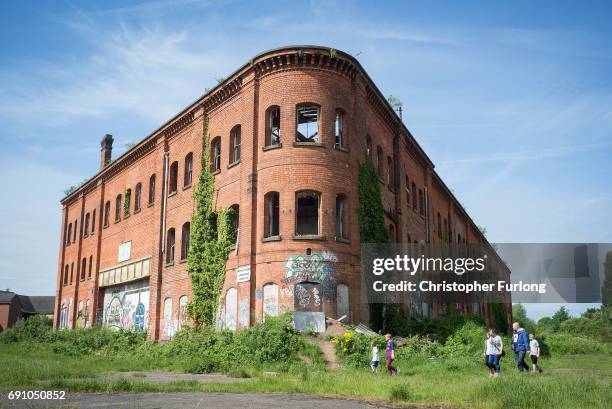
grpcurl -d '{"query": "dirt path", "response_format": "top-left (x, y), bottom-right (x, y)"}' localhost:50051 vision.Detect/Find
top-left (316, 338), bottom-right (340, 370)
top-left (0, 392), bottom-right (389, 408)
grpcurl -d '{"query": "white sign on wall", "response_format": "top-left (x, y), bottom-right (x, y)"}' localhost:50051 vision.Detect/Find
top-left (236, 265), bottom-right (251, 283)
top-left (118, 241), bottom-right (132, 263)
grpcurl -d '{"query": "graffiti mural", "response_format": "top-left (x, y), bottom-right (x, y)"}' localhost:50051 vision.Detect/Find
top-left (102, 279), bottom-right (149, 332)
top-left (284, 251), bottom-right (337, 301)
top-left (177, 296), bottom-right (188, 331)
top-left (294, 282), bottom-right (323, 312)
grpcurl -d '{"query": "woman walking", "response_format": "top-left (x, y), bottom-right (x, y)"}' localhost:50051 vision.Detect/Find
top-left (484, 328), bottom-right (503, 377)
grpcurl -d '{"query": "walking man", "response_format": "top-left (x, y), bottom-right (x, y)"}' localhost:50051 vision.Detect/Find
top-left (511, 322), bottom-right (530, 372)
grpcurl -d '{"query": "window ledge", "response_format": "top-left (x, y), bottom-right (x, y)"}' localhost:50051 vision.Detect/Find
top-left (334, 144), bottom-right (349, 153)
top-left (124, 214), bottom-right (130, 219)
top-left (378, 177), bottom-right (385, 185)
top-left (211, 169), bottom-right (221, 176)
top-left (147, 202), bottom-right (154, 208)
top-left (167, 191), bottom-right (177, 198)
top-left (179, 258), bottom-right (187, 264)
top-left (263, 143), bottom-right (282, 151)
top-left (182, 184), bottom-right (192, 191)
top-left (334, 236), bottom-right (350, 244)
top-left (84, 234), bottom-right (89, 239)
top-left (293, 141), bottom-right (325, 148)
top-left (262, 235), bottom-right (282, 242)
top-left (227, 160), bottom-right (240, 169)
top-left (103, 224), bottom-right (109, 229)
top-left (292, 234), bottom-right (326, 241)
top-left (165, 262), bottom-right (174, 267)
top-left (114, 219), bottom-right (121, 224)
top-left (229, 244), bottom-right (237, 251)
top-left (134, 208), bottom-right (141, 215)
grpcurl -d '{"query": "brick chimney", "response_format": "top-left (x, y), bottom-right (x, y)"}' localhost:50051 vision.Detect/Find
top-left (100, 134), bottom-right (114, 169)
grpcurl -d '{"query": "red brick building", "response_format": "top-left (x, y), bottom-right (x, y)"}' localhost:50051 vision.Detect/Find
top-left (55, 46), bottom-right (511, 339)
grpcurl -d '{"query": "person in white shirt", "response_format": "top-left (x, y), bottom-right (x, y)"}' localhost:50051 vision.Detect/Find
top-left (483, 329), bottom-right (503, 377)
top-left (370, 340), bottom-right (380, 373)
top-left (529, 333), bottom-right (542, 373)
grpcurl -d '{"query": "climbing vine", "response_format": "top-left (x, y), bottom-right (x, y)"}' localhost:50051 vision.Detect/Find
top-left (124, 187), bottom-right (131, 217)
top-left (187, 117), bottom-right (234, 327)
top-left (357, 160), bottom-right (390, 331)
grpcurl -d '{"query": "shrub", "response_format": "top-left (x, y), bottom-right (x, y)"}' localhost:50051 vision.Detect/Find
top-left (389, 384), bottom-right (412, 401)
top-left (543, 333), bottom-right (609, 355)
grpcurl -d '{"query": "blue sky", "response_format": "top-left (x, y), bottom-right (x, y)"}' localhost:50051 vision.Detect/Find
top-left (1, 1), bottom-right (610, 320)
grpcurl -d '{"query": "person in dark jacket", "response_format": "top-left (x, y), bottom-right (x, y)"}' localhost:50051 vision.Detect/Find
top-left (511, 321), bottom-right (530, 372)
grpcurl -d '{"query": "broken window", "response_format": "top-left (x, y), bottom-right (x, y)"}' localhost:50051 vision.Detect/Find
top-left (296, 106), bottom-right (319, 142)
top-left (419, 189), bottom-right (424, 216)
top-left (264, 191), bottom-right (280, 237)
top-left (66, 223), bottom-right (72, 245)
top-left (295, 190), bottom-right (320, 236)
top-left (377, 146), bottom-right (384, 176)
top-left (229, 204), bottom-right (239, 245)
top-left (211, 137), bottom-right (221, 172)
top-left (115, 194), bottom-right (122, 222)
top-left (81, 257), bottom-right (86, 281)
top-left (104, 201), bottom-right (110, 227)
top-left (184, 153), bottom-right (193, 187)
top-left (134, 183), bottom-right (142, 212)
top-left (91, 209), bottom-right (96, 234)
top-left (230, 126), bottom-right (241, 163)
top-left (166, 227), bottom-right (175, 264)
top-left (387, 156), bottom-right (394, 187)
top-left (411, 183), bottom-right (417, 212)
top-left (335, 194), bottom-right (348, 239)
top-left (267, 106), bottom-right (281, 146)
top-left (366, 134), bottom-right (372, 161)
top-left (169, 161), bottom-right (178, 194)
top-left (84, 213), bottom-right (90, 237)
top-left (124, 188), bottom-right (131, 217)
top-left (181, 222), bottom-right (190, 260)
top-left (335, 110), bottom-right (344, 147)
top-left (148, 174), bottom-right (156, 205)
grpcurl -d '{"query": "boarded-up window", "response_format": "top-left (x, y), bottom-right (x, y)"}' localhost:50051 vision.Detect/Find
top-left (263, 283), bottom-right (279, 320)
top-left (224, 288), bottom-right (237, 331)
top-left (337, 283), bottom-right (349, 319)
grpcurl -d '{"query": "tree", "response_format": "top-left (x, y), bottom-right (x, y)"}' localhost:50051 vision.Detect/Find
top-left (512, 303), bottom-right (536, 332)
top-left (552, 306), bottom-right (570, 323)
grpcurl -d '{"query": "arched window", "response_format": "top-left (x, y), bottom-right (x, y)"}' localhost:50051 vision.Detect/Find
top-left (266, 106), bottom-right (281, 146)
top-left (148, 174), bottom-right (156, 205)
top-left (211, 137), bottom-right (221, 172)
top-left (166, 228), bottom-right (175, 265)
top-left (66, 223), bottom-right (72, 246)
top-left (64, 264), bottom-right (69, 285)
top-left (405, 175), bottom-right (410, 206)
top-left (178, 296), bottom-right (188, 331)
top-left (264, 192), bottom-right (280, 238)
top-left (335, 194), bottom-right (348, 240)
top-left (73, 219), bottom-right (77, 242)
top-left (337, 283), bottom-right (349, 318)
top-left (70, 262), bottom-right (74, 284)
top-left (88, 255), bottom-right (93, 279)
top-left (134, 183), bottom-right (142, 212)
top-left (224, 288), bottom-right (237, 331)
top-left (169, 161), bottom-right (178, 194)
top-left (263, 283), bottom-right (279, 320)
top-left (180, 222), bottom-right (190, 261)
top-left (229, 204), bottom-right (239, 245)
top-left (377, 146), bottom-right (384, 176)
top-left (104, 201), bottom-right (111, 227)
top-left (411, 183), bottom-right (417, 211)
top-left (91, 209), bottom-right (96, 234)
top-left (81, 257), bottom-right (86, 281)
top-left (295, 190), bottom-right (320, 236)
top-left (418, 189), bottom-right (425, 216)
top-left (84, 213), bottom-right (90, 237)
top-left (124, 188), bottom-right (131, 217)
top-left (366, 134), bottom-right (372, 161)
top-left (296, 105), bottom-right (320, 142)
top-left (229, 126), bottom-right (241, 163)
top-left (335, 109), bottom-right (345, 147)
top-left (387, 156), bottom-right (394, 187)
top-left (115, 194), bottom-right (122, 222)
top-left (162, 298), bottom-right (174, 338)
top-left (184, 153), bottom-right (193, 187)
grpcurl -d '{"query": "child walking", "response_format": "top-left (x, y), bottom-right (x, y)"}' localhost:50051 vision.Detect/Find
top-left (529, 333), bottom-right (542, 373)
top-left (370, 341), bottom-right (380, 373)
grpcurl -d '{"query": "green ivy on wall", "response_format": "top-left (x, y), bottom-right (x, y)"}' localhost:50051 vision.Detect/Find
top-left (187, 117), bottom-right (234, 327)
top-left (357, 160), bottom-right (390, 331)
top-left (124, 188), bottom-right (131, 217)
